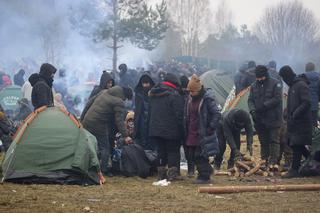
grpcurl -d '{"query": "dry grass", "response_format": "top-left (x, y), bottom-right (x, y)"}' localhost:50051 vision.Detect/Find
top-left (0, 137), bottom-right (320, 213)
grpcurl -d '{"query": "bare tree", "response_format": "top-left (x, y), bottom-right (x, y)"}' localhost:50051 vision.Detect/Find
top-left (167, 0), bottom-right (212, 57)
top-left (255, 0), bottom-right (319, 60)
top-left (214, 0), bottom-right (233, 38)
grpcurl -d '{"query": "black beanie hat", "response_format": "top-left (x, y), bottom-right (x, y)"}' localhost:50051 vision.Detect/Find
top-left (180, 75), bottom-right (189, 89)
top-left (122, 87), bottom-right (133, 100)
top-left (255, 65), bottom-right (268, 78)
top-left (279, 65), bottom-right (296, 86)
top-left (39, 63), bottom-right (57, 77)
top-left (164, 73), bottom-right (181, 87)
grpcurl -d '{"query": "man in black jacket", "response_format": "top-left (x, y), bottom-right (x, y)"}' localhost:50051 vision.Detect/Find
top-left (248, 65), bottom-right (283, 170)
top-left (279, 66), bottom-right (312, 178)
top-left (149, 73), bottom-right (184, 181)
top-left (133, 73), bottom-right (155, 150)
top-left (29, 63), bottom-right (57, 110)
top-left (215, 109), bottom-right (253, 169)
top-left (13, 69), bottom-right (25, 87)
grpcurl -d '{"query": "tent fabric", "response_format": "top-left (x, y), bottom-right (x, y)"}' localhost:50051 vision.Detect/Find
top-left (0, 85), bottom-right (22, 113)
top-left (200, 70), bottom-right (234, 107)
top-left (2, 106), bottom-right (100, 185)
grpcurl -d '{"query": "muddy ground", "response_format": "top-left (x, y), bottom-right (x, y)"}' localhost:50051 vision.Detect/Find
top-left (0, 138), bottom-right (320, 213)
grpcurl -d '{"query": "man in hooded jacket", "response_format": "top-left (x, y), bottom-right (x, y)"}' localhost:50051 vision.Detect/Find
top-left (279, 66), bottom-right (312, 178)
top-left (13, 69), bottom-right (25, 87)
top-left (89, 70), bottom-right (115, 99)
top-left (133, 73), bottom-right (155, 150)
top-left (248, 65), bottom-right (283, 170)
top-left (29, 63), bottom-right (57, 110)
top-left (149, 73), bottom-right (184, 181)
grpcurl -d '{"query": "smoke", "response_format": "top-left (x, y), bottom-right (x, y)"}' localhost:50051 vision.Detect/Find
top-left (0, 0), bottom-right (160, 82)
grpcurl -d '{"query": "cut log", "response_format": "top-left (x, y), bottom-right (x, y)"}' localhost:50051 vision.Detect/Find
top-left (236, 161), bottom-right (251, 171)
top-left (198, 184), bottom-right (320, 194)
top-left (256, 170), bottom-right (268, 177)
top-left (245, 161), bottom-right (264, 177)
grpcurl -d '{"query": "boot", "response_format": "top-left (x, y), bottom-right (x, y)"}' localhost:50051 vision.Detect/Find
top-left (157, 166), bottom-right (167, 180)
top-left (282, 169), bottom-right (301, 178)
top-left (167, 167), bottom-right (183, 181)
top-left (193, 176), bottom-right (211, 184)
top-left (187, 161), bottom-right (195, 178)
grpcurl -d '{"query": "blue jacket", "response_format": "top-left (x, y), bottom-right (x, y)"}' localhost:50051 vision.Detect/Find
top-left (304, 71), bottom-right (320, 111)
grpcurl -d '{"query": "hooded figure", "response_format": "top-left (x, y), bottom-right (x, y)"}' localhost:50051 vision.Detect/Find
top-left (148, 72), bottom-right (184, 181)
top-left (13, 69), bottom-right (25, 87)
top-left (248, 65), bottom-right (283, 169)
top-left (267, 60), bottom-right (282, 82)
top-left (279, 66), bottom-right (312, 178)
top-left (89, 71), bottom-right (115, 99)
top-left (133, 73), bottom-right (155, 150)
top-left (29, 63), bottom-right (57, 110)
top-left (303, 62), bottom-right (320, 126)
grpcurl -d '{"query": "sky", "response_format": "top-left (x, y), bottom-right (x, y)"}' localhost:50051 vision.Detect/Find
top-left (210, 0), bottom-right (320, 29)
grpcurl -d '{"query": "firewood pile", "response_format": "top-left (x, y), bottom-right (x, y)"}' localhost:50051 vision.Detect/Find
top-left (214, 156), bottom-right (283, 177)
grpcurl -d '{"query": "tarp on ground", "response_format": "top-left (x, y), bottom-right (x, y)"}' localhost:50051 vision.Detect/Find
top-left (200, 70), bottom-right (234, 107)
top-left (1, 106), bottom-right (100, 185)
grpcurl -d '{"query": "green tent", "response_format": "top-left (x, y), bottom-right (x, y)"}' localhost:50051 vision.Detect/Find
top-left (200, 70), bottom-right (234, 107)
top-left (1, 107), bottom-right (100, 185)
top-left (0, 85), bottom-right (22, 114)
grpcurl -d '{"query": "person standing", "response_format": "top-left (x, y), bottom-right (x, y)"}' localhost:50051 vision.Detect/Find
top-left (13, 69), bottom-right (25, 87)
top-left (304, 62), bottom-right (320, 126)
top-left (279, 66), bottom-right (312, 178)
top-left (248, 65), bottom-right (283, 170)
top-left (133, 73), bottom-right (155, 150)
top-left (29, 63), bottom-right (57, 110)
top-left (149, 73), bottom-right (184, 181)
top-left (185, 74), bottom-right (221, 184)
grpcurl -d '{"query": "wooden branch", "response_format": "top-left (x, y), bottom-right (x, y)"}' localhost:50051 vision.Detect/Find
top-left (214, 171), bottom-right (232, 176)
top-left (198, 184), bottom-right (320, 194)
top-left (236, 161), bottom-right (251, 171)
top-left (245, 161), bottom-right (263, 177)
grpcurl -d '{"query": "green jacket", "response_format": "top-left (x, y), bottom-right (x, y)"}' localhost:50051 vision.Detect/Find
top-left (82, 86), bottom-right (127, 137)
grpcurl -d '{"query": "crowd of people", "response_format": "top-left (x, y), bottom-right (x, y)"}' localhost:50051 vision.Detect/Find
top-left (1, 59), bottom-right (320, 183)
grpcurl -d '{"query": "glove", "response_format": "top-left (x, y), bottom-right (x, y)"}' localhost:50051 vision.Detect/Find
top-left (208, 156), bottom-right (214, 164)
top-left (247, 143), bottom-right (253, 156)
top-left (250, 111), bottom-right (257, 123)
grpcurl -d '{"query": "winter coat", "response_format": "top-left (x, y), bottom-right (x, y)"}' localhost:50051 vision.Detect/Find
top-left (234, 68), bottom-right (256, 95)
top-left (148, 82), bottom-right (184, 140)
top-left (29, 74), bottom-right (54, 110)
top-left (13, 70), bottom-right (25, 87)
top-left (89, 72), bottom-right (114, 99)
top-left (133, 74), bottom-right (155, 139)
top-left (248, 76), bottom-right (283, 129)
top-left (82, 86), bottom-right (127, 137)
top-left (13, 105), bottom-right (32, 122)
top-left (304, 71), bottom-right (320, 111)
top-left (286, 75), bottom-right (312, 146)
top-left (185, 89), bottom-right (221, 158)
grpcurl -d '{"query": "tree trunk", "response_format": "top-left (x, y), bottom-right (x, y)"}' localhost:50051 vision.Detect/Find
top-left (112, 0), bottom-right (118, 75)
